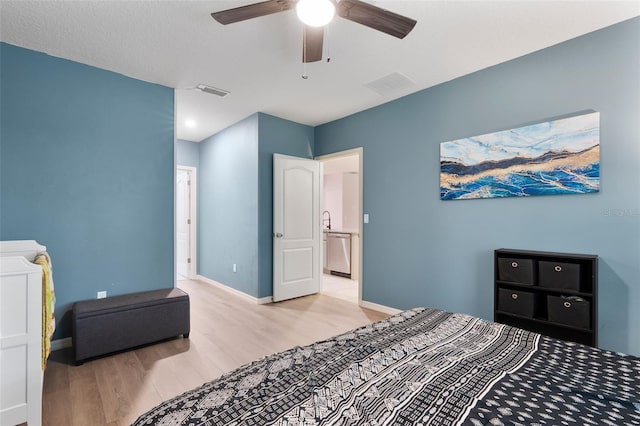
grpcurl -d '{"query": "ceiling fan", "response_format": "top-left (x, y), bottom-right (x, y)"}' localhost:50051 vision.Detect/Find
top-left (211, 0), bottom-right (417, 63)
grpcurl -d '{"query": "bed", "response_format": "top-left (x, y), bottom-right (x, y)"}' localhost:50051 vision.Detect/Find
top-left (133, 307), bottom-right (640, 426)
top-left (0, 240), bottom-right (56, 426)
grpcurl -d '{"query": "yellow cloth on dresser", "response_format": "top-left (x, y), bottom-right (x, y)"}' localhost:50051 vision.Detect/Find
top-left (34, 253), bottom-right (56, 370)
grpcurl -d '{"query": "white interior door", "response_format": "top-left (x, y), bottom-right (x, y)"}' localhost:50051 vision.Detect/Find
top-left (273, 154), bottom-right (322, 302)
top-left (176, 168), bottom-right (191, 279)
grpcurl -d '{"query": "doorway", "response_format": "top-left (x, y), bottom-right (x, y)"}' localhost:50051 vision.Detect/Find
top-left (176, 166), bottom-right (197, 280)
top-left (316, 148), bottom-right (363, 305)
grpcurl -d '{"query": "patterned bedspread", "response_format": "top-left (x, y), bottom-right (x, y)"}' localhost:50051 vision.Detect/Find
top-left (133, 308), bottom-right (640, 426)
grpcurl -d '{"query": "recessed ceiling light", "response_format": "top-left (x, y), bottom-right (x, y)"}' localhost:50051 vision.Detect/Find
top-left (185, 120), bottom-right (197, 128)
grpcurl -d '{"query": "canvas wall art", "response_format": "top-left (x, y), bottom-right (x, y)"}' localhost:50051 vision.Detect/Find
top-left (440, 112), bottom-right (600, 200)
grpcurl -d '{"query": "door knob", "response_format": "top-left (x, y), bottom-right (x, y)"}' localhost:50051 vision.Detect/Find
top-left (275, 232), bottom-right (283, 238)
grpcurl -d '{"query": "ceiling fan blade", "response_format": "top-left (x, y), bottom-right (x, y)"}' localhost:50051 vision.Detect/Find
top-left (303, 25), bottom-right (324, 63)
top-left (337, 0), bottom-right (416, 39)
top-left (211, 0), bottom-right (295, 25)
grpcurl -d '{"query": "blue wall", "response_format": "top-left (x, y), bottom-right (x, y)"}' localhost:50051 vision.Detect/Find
top-left (257, 113), bottom-right (314, 298)
top-left (0, 43), bottom-right (175, 339)
top-left (196, 113), bottom-right (314, 298)
top-left (198, 114), bottom-right (260, 296)
top-left (314, 18), bottom-right (640, 355)
top-left (177, 139), bottom-right (200, 168)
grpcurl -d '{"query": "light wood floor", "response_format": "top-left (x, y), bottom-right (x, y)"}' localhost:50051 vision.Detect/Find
top-left (41, 279), bottom-right (388, 426)
top-left (321, 273), bottom-right (358, 303)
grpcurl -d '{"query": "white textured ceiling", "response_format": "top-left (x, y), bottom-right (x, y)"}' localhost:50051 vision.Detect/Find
top-left (1, 1), bottom-right (638, 142)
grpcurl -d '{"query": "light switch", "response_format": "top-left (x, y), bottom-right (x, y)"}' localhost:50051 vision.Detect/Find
top-left (364, 213), bottom-right (369, 224)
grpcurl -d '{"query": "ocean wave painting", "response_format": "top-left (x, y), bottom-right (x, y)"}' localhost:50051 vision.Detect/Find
top-left (440, 112), bottom-right (600, 200)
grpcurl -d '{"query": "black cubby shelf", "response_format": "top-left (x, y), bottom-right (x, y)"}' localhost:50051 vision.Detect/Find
top-left (495, 311), bottom-right (592, 332)
top-left (494, 249), bottom-right (598, 347)
top-left (496, 281), bottom-right (593, 298)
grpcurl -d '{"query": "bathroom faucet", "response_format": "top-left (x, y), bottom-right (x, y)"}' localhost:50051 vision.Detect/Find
top-left (322, 210), bottom-right (331, 230)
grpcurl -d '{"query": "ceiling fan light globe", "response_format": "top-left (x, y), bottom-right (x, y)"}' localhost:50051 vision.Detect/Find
top-left (296, 0), bottom-right (335, 27)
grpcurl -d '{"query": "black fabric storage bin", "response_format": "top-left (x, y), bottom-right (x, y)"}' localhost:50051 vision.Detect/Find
top-left (498, 258), bottom-right (534, 285)
top-left (539, 261), bottom-right (581, 290)
top-left (547, 296), bottom-right (590, 329)
top-left (498, 289), bottom-right (535, 317)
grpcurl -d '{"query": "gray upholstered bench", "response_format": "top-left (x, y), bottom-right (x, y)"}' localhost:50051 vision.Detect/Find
top-left (72, 288), bottom-right (190, 364)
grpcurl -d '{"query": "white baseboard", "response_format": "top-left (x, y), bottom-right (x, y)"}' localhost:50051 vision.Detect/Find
top-left (51, 337), bottom-right (72, 351)
top-left (257, 296), bottom-right (273, 305)
top-left (359, 300), bottom-right (402, 315)
top-left (195, 275), bottom-right (396, 312)
top-left (196, 275), bottom-right (272, 305)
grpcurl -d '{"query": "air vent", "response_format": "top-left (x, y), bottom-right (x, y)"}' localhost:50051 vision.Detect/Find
top-left (364, 72), bottom-right (415, 97)
top-left (195, 84), bottom-right (230, 97)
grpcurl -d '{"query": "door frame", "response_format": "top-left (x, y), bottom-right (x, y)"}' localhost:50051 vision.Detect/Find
top-left (177, 165), bottom-right (197, 280)
top-left (315, 147), bottom-right (363, 305)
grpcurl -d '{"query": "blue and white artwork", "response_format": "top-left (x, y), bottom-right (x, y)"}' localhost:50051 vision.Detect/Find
top-left (440, 112), bottom-right (600, 200)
